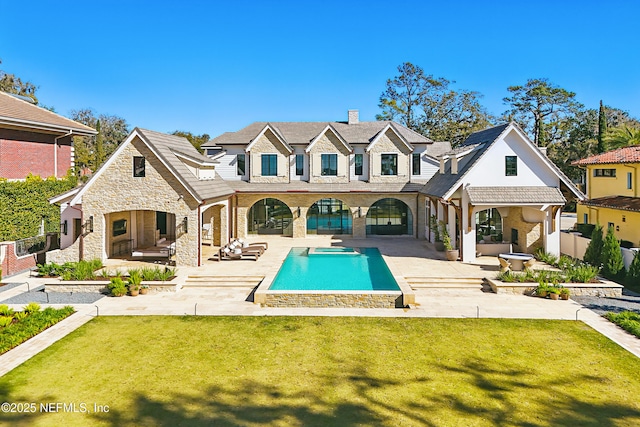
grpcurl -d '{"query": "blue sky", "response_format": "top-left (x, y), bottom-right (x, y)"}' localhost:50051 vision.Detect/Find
top-left (1, 0), bottom-right (638, 137)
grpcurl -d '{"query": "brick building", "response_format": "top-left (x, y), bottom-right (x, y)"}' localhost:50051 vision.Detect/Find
top-left (0, 91), bottom-right (96, 179)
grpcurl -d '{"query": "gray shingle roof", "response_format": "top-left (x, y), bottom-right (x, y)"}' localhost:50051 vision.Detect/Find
top-left (204, 120), bottom-right (433, 147)
top-left (135, 129), bottom-right (234, 201)
top-left (420, 126), bottom-right (504, 198)
top-left (466, 186), bottom-right (566, 204)
top-left (0, 91), bottom-right (96, 135)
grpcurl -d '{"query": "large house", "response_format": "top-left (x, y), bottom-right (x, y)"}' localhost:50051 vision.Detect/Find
top-left (572, 145), bottom-right (640, 246)
top-left (0, 91), bottom-right (96, 179)
top-left (50, 112), bottom-right (583, 266)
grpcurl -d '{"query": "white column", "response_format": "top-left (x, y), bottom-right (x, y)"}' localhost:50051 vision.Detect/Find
top-left (545, 207), bottom-right (561, 257)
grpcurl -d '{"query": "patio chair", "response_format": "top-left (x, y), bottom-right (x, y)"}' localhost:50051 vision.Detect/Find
top-left (498, 257), bottom-right (511, 273)
top-left (230, 238), bottom-right (268, 251)
top-left (523, 258), bottom-right (536, 270)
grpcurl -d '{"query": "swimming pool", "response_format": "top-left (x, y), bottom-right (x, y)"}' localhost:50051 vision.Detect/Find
top-left (269, 247), bottom-right (400, 291)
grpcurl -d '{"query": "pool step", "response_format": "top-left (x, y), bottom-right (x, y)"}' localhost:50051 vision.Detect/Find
top-left (405, 277), bottom-right (485, 289)
top-left (183, 275), bottom-right (264, 288)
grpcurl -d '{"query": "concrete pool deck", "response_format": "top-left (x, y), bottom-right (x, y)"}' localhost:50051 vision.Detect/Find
top-left (0, 235), bottom-right (639, 375)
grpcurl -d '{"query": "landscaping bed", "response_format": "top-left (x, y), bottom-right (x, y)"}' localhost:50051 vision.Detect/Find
top-left (0, 303), bottom-right (75, 355)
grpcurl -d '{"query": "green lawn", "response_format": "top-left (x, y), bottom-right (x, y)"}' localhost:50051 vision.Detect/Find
top-left (1, 317), bottom-right (640, 426)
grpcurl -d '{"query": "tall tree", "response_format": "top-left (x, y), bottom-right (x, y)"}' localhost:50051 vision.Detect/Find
top-left (171, 131), bottom-right (210, 154)
top-left (502, 78), bottom-right (581, 146)
top-left (378, 62), bottom-right (492, 145)
top-left (597, 100), bottom-right (607, 153)
top-left (70, 109), bottom-right (129, 172)
top-left (0, 59), bottom-right (39, 104)
top-left (95, 120), bottom-right (105, 167)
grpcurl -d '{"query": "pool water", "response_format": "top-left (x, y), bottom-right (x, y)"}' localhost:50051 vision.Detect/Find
top-left (269, 247), bottom-right (400, 291)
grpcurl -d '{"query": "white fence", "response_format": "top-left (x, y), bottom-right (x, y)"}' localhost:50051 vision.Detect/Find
top-left (561, 231), bottom-right (638, 270)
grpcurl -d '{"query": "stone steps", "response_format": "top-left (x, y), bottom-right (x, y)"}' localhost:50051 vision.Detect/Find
top-left (405, 276), bottom-right (485, 289)
top-left (183, 275), bottom-right (264, 288)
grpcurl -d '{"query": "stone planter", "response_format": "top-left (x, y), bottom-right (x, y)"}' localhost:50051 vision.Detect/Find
top-left (549, 293), bottom-right (559, 300)
top-left (140, 288), bottom-right (149, 295)
top-left (445, 249), bottom-right (459, 261)
top-left (129, 289), bottom-right (139, 296)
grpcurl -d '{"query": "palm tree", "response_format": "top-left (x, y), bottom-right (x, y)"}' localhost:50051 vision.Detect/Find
top-left (604, 125), bottom-right (640, 150)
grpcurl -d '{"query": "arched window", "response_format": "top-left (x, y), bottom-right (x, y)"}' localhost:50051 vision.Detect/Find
top-left (247, 198), bottom-right (293, 236)
top-left (307, 198), bottom-right (352, 235)
top-left (366, 198), bottom-right (412, 235)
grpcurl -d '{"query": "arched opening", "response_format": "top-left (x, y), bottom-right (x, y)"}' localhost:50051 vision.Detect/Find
top-left (307, 198), bottom-right (352, 235)
top-left (247, 198), bottom-right (293, 236)
top-left (366, 198), bottom-right (412, 235)
top-left (475, 208), bottom-right (503, 242)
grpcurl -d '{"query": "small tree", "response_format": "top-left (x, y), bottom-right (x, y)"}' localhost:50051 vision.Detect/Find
top-left (583, 224), bottom-right (604, 268)
top-left (602, 226), bottom-right (625, 281)
top-left (626, 250), bottom-right (640, 287)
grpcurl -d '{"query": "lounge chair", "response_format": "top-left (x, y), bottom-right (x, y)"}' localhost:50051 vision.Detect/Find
top-left (498, 257), bottom-right (511, 273)
top-left (218, 246), bottom-right (261, 261)
top-left (229, 238), bottom-right (268, 251)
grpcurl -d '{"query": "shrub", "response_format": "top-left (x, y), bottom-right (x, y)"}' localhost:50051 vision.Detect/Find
top-left (534, 248), bottom-right (558, 267)
top-left (158, 267), bottom-right (176, 281)
top-left (627, 251), bottom-right (640, 287)
top-left (128, 270), bottom-right (142, 290)
top-left (13, 311), bottom-right (27, 321)
top-left (496, 270), bottom-right (516, 283)
top-left (0, 317), bottom-right (13, 328)
top-left (604, 311), bottom-right (640, 338)
top-left (534, 282), bottom-right (550, 297)
top-left (602, 226), bottom-right (625, 281)
top-left (583, 224), bottom-right (604, 268)
top-left (23, 302), bottom-right (41, 314)
top-left (565, 264), bottom-right (600, 283)
top-left (620, 240), bottom-right (635, 249)
top-left (0, 304), bottom-right (14, 317)
top-left (108, 277), bottom-right (127, 297)
top-left (576, 223), bottom-right (595, 238)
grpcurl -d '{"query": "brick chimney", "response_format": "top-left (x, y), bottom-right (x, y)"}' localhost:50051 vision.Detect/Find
top-left (348, 110), bottom-right (359, 125)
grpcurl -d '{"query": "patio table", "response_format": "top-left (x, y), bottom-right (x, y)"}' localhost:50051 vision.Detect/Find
top-left (498, 253), bottom-right (534, 271)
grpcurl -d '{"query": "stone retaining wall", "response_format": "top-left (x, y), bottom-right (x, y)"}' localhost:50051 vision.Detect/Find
top-left (486, 278), bottom-right (623, 297)
top-left (262, 291), bottom-right (403, 308)
top-left (45, 280), bottom-right (178, 293)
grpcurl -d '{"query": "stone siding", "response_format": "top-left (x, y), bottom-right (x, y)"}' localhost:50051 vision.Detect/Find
top-left (308, 132), bottom-right (350, 184)
top-left (262, 292), bottom-right (403, 308)
top-left (248, 130), bottom-right (290, 183)
top-left (82, 136), bottom-right (200, 266)
top-left (369, 130), bottom-right (411, 184)
top-left (503, 207), bottom-right (542, 254)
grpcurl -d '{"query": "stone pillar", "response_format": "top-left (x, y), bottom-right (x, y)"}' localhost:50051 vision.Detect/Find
top-left (292, 207), bottom-right (307, 238)
top-left (219, 204), bottom-right (228, 245)
top-left (352, 206), bottom-right (368, 238)
top-left (236, 207), bottom-right (248, 239)
top-left (416, 195), bottom-right (427, 239)
top-left (447, 205), bottom-right (457, 249)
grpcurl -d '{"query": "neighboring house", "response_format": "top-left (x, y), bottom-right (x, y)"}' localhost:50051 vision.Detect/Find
top-left (572, 145), bottom-right (640, 246)
top-left (50, 128), bottom-right (233, 267)
top-left (422, 123), bottom-right (585, 262)
top-left (203, 110), bottom-right (450, 239)
top-left (50, 113), bottom-right (583, 267)
top-left (0, 91), bottom-right (96, 179)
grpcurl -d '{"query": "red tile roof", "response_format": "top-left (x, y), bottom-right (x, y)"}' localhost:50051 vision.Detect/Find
top-left (582, 196), bottom-right (640, 213)
top-left (572, 145), bottom-right (640, 166)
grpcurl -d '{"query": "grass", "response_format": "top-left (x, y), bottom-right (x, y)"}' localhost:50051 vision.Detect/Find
top-left (1, 317), bottom-right (640, 426)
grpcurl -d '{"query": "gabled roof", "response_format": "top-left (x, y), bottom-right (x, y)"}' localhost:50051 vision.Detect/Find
top-left (305, 124), bottom-right (353, 153)
top-left (204, 120), bottom-right (432, 148)
top-left (245, 123), bottom-right (293, 153)
top-left (68, 128), bottom-right (233, 205)
top-left (420, 122), bottom-right (585, 201)
top-left (365, 123), bottom-right (413, 152)
top-left (0, 91), bottom-right (96, 136)
top-left (572, 145), bottom-right (640, 166)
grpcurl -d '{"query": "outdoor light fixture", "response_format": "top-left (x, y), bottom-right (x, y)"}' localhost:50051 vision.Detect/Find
top-left (358, 207), bottom-right (362, 218)
top-left (297, 207), bottom-right (301, 217)
top-left (183, 216), bottom-right (188, 233)
top-left (61, 220), bottom-right (68, 235)
top-left (84, 216), bottom-right (94, 233)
